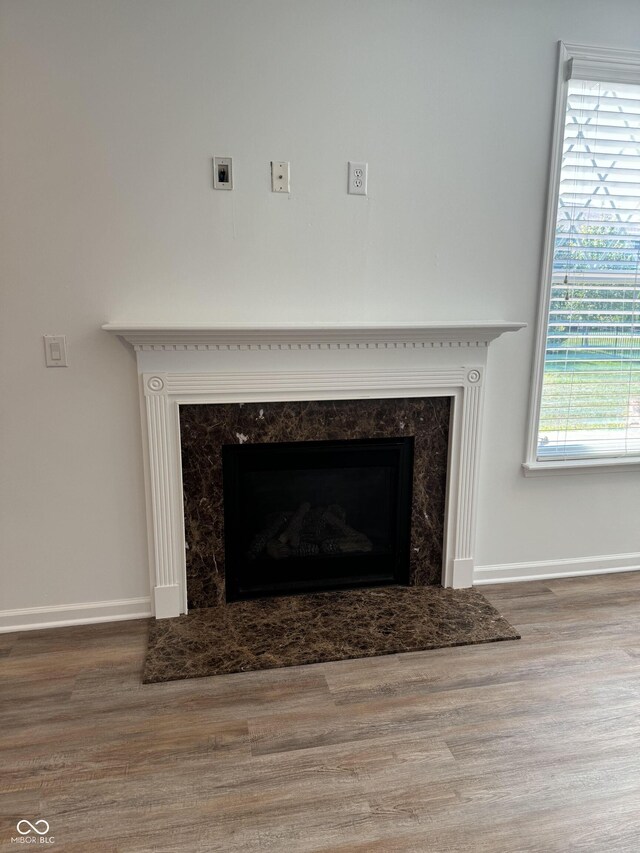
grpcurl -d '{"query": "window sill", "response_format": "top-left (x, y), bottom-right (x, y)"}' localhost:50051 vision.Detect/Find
top-left (523, 457), bottom-right (640, 477)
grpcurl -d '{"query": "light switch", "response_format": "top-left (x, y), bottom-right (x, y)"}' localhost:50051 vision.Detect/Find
top-left (44, 335), bottom-right (68, 367)
top-left (213, 157), bottom-right (233, 190)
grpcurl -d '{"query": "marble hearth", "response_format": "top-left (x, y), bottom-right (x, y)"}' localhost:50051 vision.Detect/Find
top-left (103, 323), bottom-right (525, 618)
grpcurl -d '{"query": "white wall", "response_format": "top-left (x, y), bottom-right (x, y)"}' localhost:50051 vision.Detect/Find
top-left (2, 0), bottom-right (639, 622)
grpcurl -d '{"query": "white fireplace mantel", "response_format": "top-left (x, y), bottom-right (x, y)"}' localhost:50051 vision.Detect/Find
top-left (103, 322), bottom-right (524, 351)
top-left (104, 322), bottom-right (525, 618)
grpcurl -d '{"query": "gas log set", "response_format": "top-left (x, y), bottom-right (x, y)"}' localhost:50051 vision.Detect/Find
top-left (247, 502), bottom-right (374, 562)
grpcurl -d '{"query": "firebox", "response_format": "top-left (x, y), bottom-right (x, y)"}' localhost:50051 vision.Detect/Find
top-left (222, 437), bottom-right (414, 601)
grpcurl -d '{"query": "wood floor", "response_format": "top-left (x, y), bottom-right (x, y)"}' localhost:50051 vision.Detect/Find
top-left (3, 573), bottom-right (640, 852)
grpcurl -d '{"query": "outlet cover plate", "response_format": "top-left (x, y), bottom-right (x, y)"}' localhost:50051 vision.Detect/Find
top-left (348, 161), bottom-right (368, 196)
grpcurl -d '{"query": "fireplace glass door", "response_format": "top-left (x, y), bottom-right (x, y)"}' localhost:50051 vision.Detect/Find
top-left (222, 437), bottom-right (414, 601)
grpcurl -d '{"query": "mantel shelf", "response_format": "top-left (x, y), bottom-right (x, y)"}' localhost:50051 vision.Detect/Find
top-left (103, 322), bottom-right (526, 351)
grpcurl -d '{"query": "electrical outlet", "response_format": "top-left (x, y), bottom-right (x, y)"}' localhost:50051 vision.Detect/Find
top-left (348, 161), bottom-right (368, 196)
top-left (213, 157), bottom-right (233, 190)
top-left (271, 161), bottom-right (290, 193)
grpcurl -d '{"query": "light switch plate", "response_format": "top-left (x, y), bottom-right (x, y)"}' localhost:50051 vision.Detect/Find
top-left (44, 335), bottom-right (68, 367)
top-left (271, 161), bottom-right (290, 193)
top-left (213, 157), bottom-right (233, 190)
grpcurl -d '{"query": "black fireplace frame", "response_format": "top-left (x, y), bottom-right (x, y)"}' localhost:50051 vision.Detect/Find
top-left (222, 436), bottom-right (414, 602)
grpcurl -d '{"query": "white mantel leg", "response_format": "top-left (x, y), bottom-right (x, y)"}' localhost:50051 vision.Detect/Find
top-left (448, 372), bottom-right (484, 588)
top-left (143, 375), bottom-right (184, 618)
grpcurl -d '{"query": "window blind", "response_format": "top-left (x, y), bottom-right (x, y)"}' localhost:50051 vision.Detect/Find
top-left (538, 78), bottom-right (640, 460)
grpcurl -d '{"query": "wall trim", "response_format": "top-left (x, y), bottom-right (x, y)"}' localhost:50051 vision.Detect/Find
top-left (0, 597), bottom-right (152, 634)
top-left (474, 552), bottom-right (640, 585)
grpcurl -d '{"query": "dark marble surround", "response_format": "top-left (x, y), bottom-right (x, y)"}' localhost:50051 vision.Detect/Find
top-left (180, 397), bottom-right (450, 609)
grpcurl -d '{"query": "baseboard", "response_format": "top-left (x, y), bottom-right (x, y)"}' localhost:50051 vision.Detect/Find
top-left (474, 552), bottom-right (640, 585)
top-left (5, 554), bottom-right (639, 629)
top-left (0, 597), bottom-right (152, 634)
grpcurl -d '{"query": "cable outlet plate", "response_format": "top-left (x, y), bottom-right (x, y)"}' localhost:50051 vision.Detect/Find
top-left (213, 157), bottom-right (233, 190)
top-left (271, 161), bottom-right (290, 193)
top-left (348, 161), bottom-right (368, 195)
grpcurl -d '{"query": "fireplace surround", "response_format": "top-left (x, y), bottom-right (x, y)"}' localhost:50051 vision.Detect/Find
top-left (180, 397), bottom-right (449, 608)
top-left (103, 323), bottom-right (525, 617)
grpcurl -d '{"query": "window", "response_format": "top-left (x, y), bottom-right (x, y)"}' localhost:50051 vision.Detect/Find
top-left (527, 43), bottom-right (640, 472)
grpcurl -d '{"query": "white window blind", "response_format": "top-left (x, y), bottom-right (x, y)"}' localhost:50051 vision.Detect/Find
top-left (537, 76), bottom-right (640, 461)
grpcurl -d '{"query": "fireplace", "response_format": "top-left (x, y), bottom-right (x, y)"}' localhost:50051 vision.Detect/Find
top-left (102, 322), bottom-right (526, 617)
top-left (222, 437), bottom-right (414, 600)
